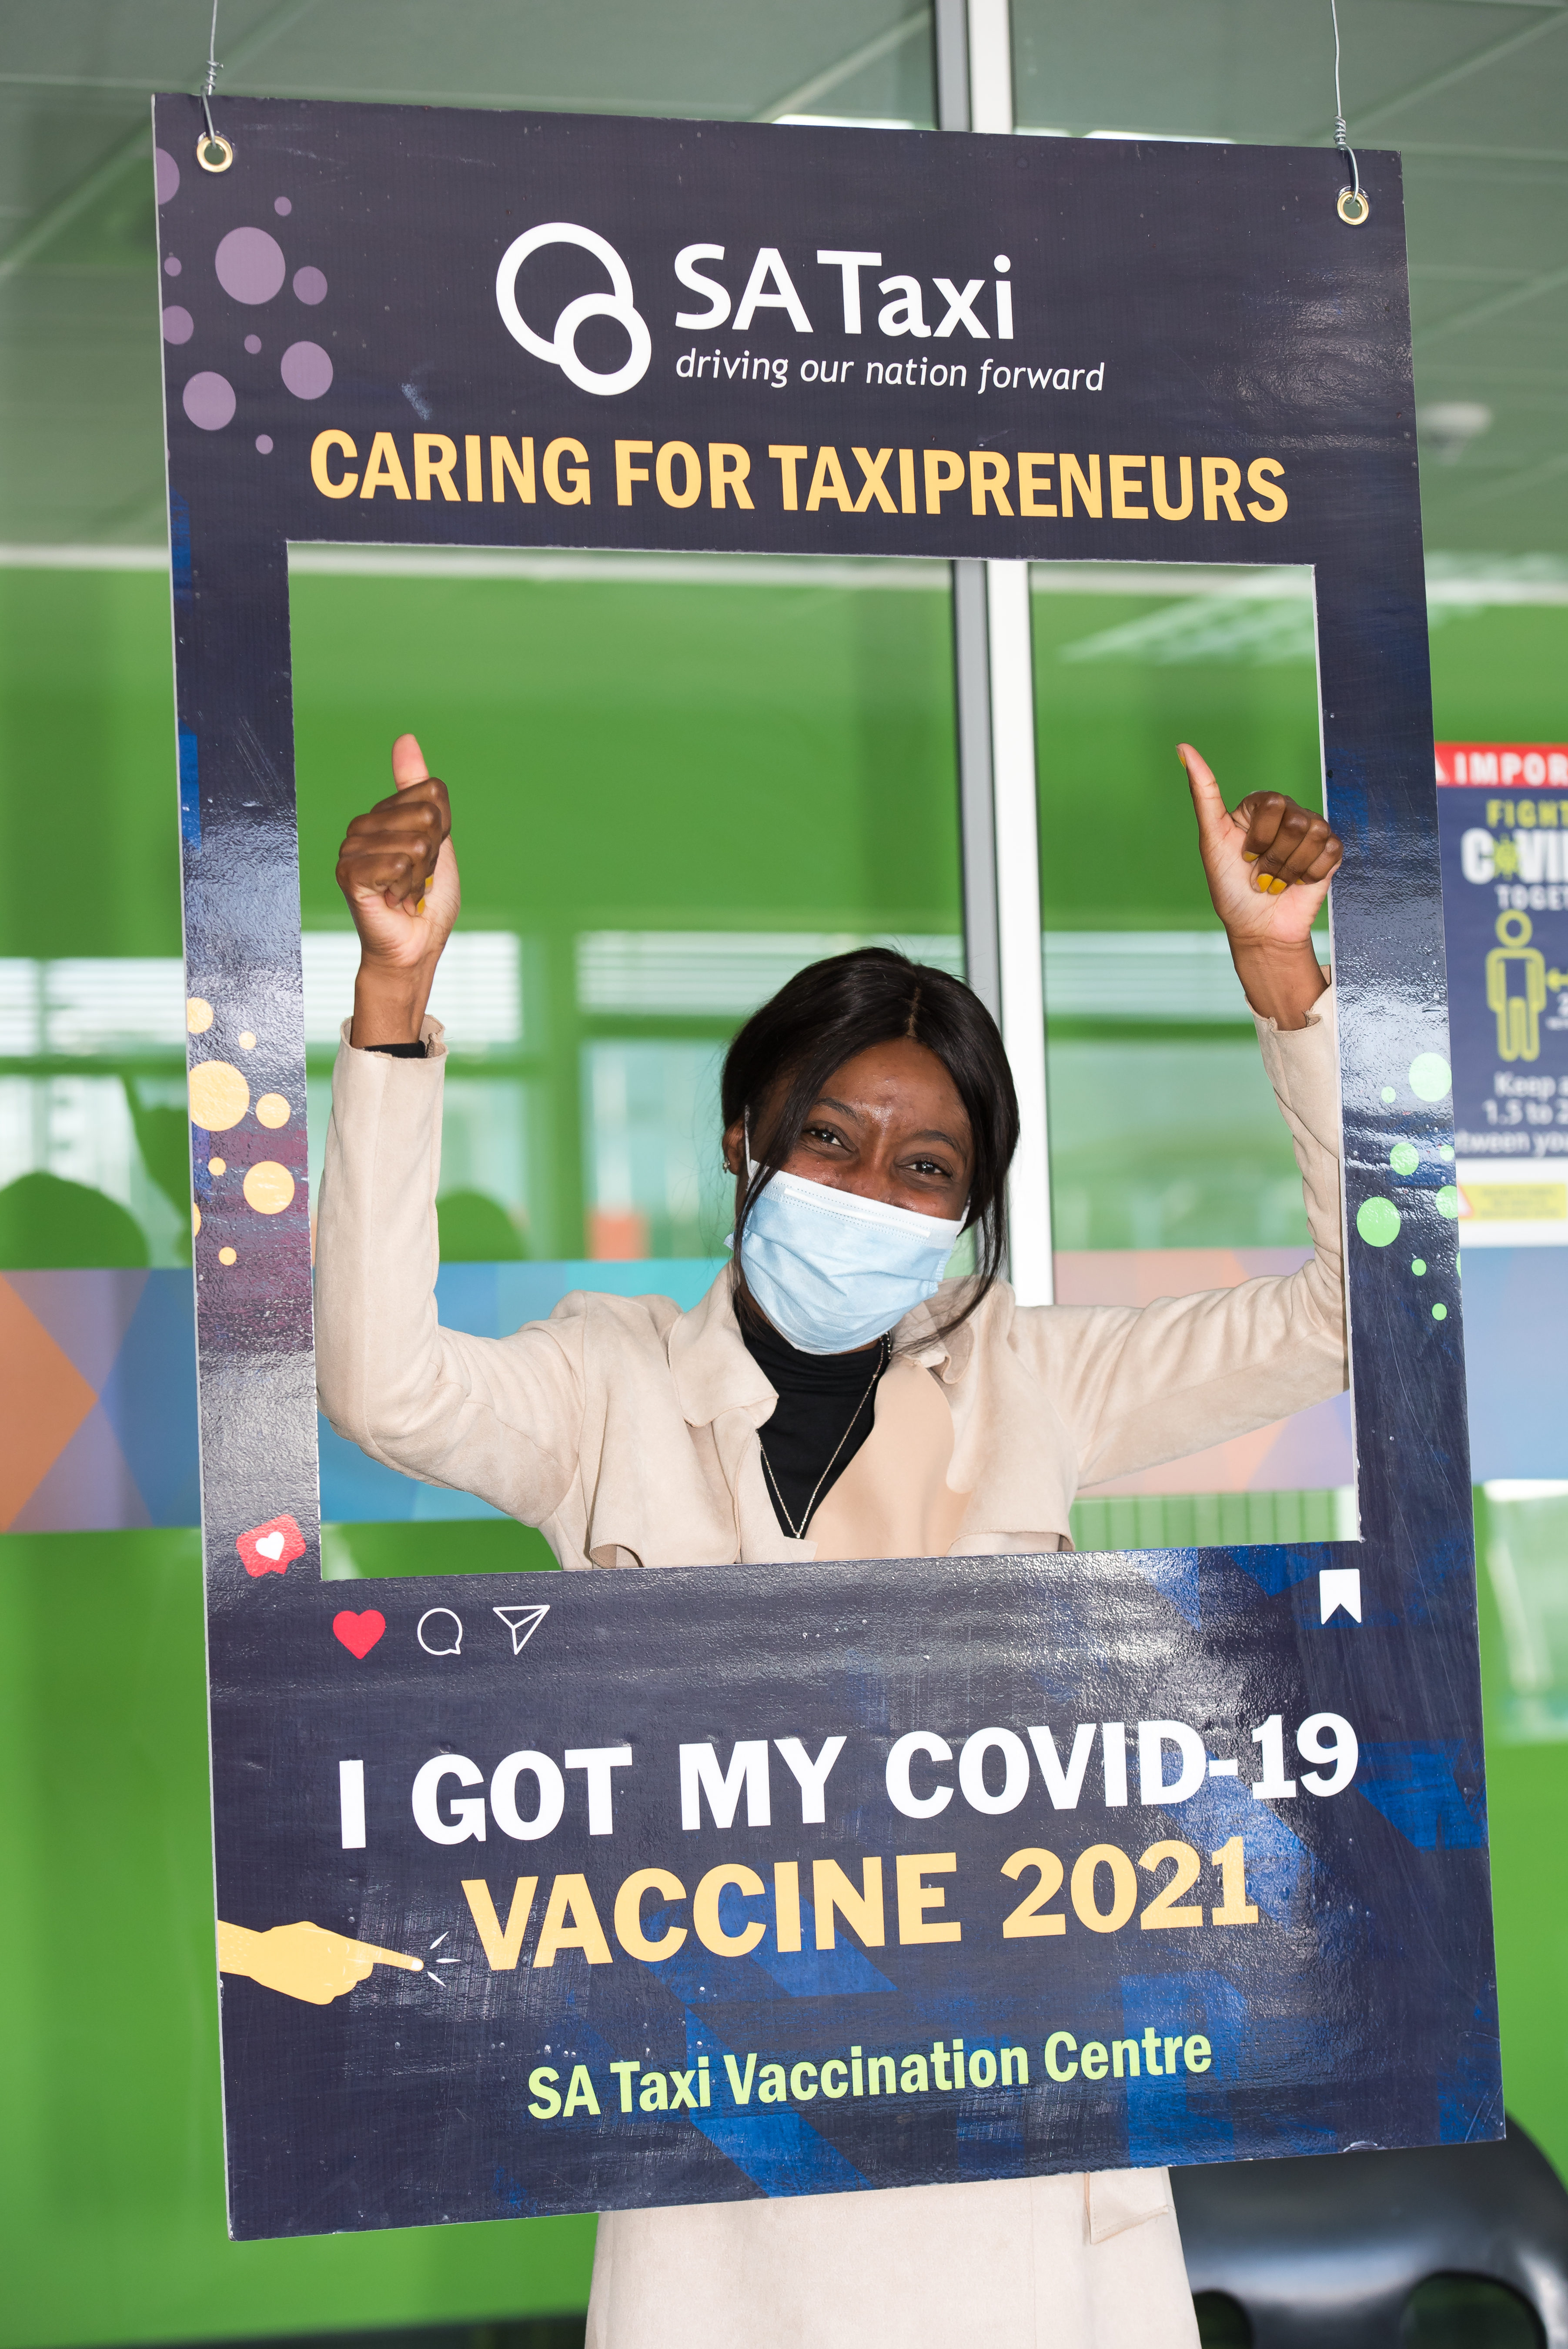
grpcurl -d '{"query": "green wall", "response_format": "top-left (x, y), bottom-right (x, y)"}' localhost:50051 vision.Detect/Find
top-left (290, 561), bottom-right (961, 1261)
top-left (0, 1529), bottom-right (594, 2347)
top-left (292, 566), bottom-right (960, 939)
top-left (0, 569), bottom-right (183, 960)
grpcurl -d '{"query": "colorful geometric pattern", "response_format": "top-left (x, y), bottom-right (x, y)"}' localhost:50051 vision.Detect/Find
top-left (1, 1269), bottom-right (200, 1530)
top-left (1458, 1246), bottom-right (1568, 1480)
top-left (0, 1248), bottom-right (1438, 1533)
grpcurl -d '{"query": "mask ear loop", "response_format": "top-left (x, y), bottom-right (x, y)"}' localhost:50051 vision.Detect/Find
top-left (736, 1108), bottom-right (768, 1235)
top-left (730, 1110), bottom-right (761, 1317)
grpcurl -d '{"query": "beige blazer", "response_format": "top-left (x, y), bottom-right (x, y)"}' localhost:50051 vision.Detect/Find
top-left (313, 988), bottom-right (1345, 2349)
top-left (315, 988), bottom-right (1345, 1571)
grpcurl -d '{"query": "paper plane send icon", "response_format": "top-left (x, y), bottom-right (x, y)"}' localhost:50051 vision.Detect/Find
top-left (1319, 1568), bottom-right (1362, 1624)
top-left (493, 1603), bottom-right (550, 1655)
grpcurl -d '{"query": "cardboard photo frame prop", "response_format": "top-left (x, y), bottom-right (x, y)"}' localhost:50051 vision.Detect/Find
top-left (154, 94), bottom-right (1498, 2239)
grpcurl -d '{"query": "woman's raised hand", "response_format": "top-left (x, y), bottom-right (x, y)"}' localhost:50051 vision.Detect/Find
top-left (336, 734), bottom-right (461, 1045)
top-left (1179, 742), bottom-right (1342, 1028)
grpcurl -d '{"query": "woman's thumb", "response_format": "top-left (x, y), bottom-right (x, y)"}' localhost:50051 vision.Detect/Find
top-left (390, 732), bottom-right (429, 791)
top-left (1178, 742), bottom-right (1226, 836)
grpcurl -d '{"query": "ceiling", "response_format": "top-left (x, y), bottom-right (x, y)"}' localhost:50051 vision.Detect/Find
top-left (1, 0), bottom-right (1563, 553)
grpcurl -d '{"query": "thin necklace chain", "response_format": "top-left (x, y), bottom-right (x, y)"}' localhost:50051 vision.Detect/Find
top-left (759, 1335), bottom-right (890, 1541)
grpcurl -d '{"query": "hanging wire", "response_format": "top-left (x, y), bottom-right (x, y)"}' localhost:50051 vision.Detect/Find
top-left (1329, 0), bottom-right (1369, 223)
top-left (197, 0), bottom-right (234, 170)
top-left (202, 0), bottom-right (221, 138)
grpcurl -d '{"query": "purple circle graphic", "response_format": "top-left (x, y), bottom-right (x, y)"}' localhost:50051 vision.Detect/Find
top-left (182, 371), bottom-right (237, 431)
top-left (256, 435), bottom-right (274, 455)
top-left (164, 255), bottom-right (182, 277)
top-left (154, 148), bottom-right (180, 204)
top-left (274, 197), bottom-right (292, 216)
top-left (214, 226), bottom-right (286, 305)
top-left (292, 266), bottom-right (328, 305)
top-left (162, 305), bottom-right (194, 345)
top-left (244, 333), bottom-right (262, 354)
top-left (280, 340), bottom-right (333, 399)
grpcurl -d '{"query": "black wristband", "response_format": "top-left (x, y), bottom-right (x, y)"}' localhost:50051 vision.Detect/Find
top-left (363, 1039), bottom-right (427, 1059)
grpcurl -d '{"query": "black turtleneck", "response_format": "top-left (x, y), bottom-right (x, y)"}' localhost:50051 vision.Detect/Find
top-left (740, 1307), bottom-right (890, 1539)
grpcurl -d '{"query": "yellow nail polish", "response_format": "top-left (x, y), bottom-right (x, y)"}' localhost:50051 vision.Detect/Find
top-left (1271, 876), bottom-right (1289, 893)
top-left (1176, 749), bottom-right (1188, 772)
top-left (1242, 850), bottom-right (1259, 862)
top-left (417, 897), bottom-right (426, 913)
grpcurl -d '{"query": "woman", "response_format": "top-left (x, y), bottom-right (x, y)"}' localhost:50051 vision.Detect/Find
top-left (316, 732), bottom-right (1345, 2349)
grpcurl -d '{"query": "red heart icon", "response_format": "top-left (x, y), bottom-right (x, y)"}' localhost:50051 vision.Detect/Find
top-left (333, 1609), bottom-right (386, 1659)
top-left (236, 1513), bottom-right (307, 1578)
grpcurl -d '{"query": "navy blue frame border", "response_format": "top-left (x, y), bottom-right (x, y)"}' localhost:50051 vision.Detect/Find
top-left (152, 94), bottom-right (1496, 2239)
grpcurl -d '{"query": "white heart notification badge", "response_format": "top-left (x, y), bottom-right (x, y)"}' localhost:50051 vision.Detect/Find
top-left (494, 221), bottom-right (652, 396)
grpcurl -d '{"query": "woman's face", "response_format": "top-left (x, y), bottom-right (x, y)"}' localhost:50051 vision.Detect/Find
top-left (725, 1037), bottom-right (974, 1219)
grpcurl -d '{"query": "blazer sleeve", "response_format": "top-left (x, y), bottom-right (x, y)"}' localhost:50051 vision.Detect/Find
top-left (1011, 981), bottom-right (1348, 1489)
top-left (313, 1020), bottom-right (583, 1522)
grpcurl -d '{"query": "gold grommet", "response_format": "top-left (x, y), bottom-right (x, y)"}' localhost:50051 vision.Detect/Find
top-left (197, 133), bottom-right (234, 174)
top-left (1337, 186), bottom-right (1370, 227)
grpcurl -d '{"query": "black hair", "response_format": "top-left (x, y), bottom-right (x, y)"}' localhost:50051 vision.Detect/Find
top-left (722, 947), bottom-right (1020, 1339)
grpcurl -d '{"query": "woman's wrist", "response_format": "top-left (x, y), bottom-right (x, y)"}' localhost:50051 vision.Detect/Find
top-left (1227, 936), bottom-right (1329, 1030)
top-left (350, 960), bottom-right (437, 1047)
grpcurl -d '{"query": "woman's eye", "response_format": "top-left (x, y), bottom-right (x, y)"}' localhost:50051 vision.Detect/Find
top-left (908, 1158), bottom-right (951, 1179)
top-left (804, 1126), bottom-right (844, 1148)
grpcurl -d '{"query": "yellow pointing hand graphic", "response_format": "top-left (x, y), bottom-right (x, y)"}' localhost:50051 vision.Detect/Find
top-left (217, 1919), bottom-right (423, 2005)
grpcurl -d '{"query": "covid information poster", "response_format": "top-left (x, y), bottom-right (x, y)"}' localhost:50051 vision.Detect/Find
top-left (1438, 743), bottom-right (1568, 1246)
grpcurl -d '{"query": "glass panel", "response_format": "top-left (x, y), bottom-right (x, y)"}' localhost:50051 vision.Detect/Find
top-left (292, 549), bottom-right (962, 1257)
top-left (290, 547), bottom-right (962, 1556)
top-left (1027, 560), bottom-right (1351, 1544)
top-left (1477, 1481), bottom-right (1568, 1743)
top-left (0, 567), bottom-right (191, 1273)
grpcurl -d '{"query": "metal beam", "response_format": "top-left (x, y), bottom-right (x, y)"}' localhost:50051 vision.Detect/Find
top-left (0, 125), bottom-right (151, 279)
top-left (936, 0), bottom-right (1002, 1028)
top-left (987, 561), bottom-right (1053, 1307)
top-left (1305, 6), bottom-right (1568, 141)
top-left (936, 0), bottom-right (1052, 1303)
top-left (1396, 140), bottom-right (1568, 161)
top-left (952, 557), bottom-right (1001, 1022)
top-left (934, 0), bottom-right (970, 129)
top-left (936, 0), bottom-right (999, 1048)
top-left (1447, 446), bottom-right (1568, 508)
top-left (1414, 256), bottom-right (1568, 344)
top-left (967, 0), bottom-right (1015, 134)
top-left (0, 0), bottom-right (322, 276)
top-left (754, 7), bottom-right (932, 123)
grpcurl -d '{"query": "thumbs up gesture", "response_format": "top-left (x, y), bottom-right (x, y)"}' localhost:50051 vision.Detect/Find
top-left (336, 733), bottom-right (462, 1045)
top-left (1180, 743), bottom-right (1341, 1027)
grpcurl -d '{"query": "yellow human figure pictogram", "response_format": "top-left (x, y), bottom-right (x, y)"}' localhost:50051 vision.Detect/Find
top-left (1488, 910), bottom-right (1548, 1061)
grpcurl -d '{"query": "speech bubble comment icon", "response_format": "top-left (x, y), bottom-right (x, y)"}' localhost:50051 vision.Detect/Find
top-left (417, 1608), bottom-right (464, 1656)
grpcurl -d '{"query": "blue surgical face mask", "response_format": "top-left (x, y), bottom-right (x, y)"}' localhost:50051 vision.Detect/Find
top-left (732, 1161), bottom-right (966, 1356)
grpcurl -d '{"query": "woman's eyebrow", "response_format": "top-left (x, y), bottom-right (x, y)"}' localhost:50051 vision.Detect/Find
top-left (807, 1101), bottom-right (970, 1156)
